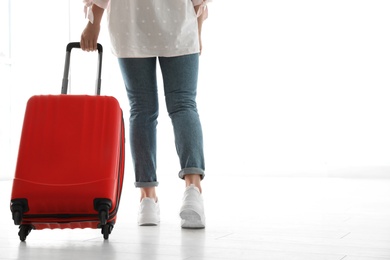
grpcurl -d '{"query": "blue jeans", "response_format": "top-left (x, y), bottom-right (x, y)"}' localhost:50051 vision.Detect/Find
top-left (118, 54), bottom-right (205, 187)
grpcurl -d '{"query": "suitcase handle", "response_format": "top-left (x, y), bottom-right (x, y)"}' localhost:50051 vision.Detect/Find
top-left (61, 42), bottom-right (103, 95)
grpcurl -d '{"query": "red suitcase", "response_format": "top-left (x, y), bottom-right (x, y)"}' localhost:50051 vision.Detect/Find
top-left (10, 42), bottom-right (125, 241)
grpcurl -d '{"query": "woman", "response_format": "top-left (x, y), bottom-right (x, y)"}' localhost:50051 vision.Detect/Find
top-left (81, 0), bottom-right (210, 228)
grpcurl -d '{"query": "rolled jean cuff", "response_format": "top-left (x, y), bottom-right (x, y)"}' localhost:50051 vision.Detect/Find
top-left (178, 167), bottom-right (205, 180)
top-left (134, 181), bottom-right (159, 188)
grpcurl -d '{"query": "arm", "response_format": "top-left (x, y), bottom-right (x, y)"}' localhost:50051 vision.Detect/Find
top-left (80, 4), bottom-right (105, 51)
top-left (193, 1), bottom-right (209, 55)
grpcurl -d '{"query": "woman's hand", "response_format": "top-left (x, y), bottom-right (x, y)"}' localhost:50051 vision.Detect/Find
top-left (80, 4), bottom-right (104, 51)
top-left (81, 22), bottom-right (101, 51)
top-left (194, 3), bottom-right (206, 55)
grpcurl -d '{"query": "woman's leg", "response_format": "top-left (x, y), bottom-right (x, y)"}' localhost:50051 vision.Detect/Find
top-left (158, 53), bottom-right (205, 191)
top-left (118, 57), bottom-right (159, 200)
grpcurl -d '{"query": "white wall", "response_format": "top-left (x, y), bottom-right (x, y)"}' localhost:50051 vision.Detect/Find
top-left (1, 0), bottom-right (390, 180)
top-left (200, 0), bottom-right (390, 178)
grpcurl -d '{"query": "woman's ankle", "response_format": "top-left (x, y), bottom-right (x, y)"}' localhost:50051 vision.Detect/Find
top-left (184, 174), bottom-right (202, 193)
top-left (140, 187), bottom-right (157, 201)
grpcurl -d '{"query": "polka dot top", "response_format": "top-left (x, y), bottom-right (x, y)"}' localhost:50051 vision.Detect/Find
top-left (84, 0), bottom-right (210, 58)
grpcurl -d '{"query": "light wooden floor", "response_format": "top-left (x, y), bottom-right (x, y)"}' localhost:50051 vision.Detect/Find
top-left (1, 175), bottom-right (390, 260)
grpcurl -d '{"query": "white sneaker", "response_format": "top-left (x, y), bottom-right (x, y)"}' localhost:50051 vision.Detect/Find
top-left (180, 184), bottom-right (205, 229)
top-left (138, 198), bottom-right (160, 226)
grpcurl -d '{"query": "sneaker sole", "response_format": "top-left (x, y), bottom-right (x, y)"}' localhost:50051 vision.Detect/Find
top-left (139, 222), bottom-right (159, 226)
top-left (138, 216), bottom-right (160, 226)
top-left (180, 209), bottom-right (205, 229)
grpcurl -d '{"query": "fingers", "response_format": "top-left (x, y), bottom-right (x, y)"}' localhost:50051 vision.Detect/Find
top-left (80, 37), bottom-right (97, 52)
top-left (81, 41), bottom-right (97, 52)
top-left (80, 37), bottom-right (86, 51)
top-left (80, 25), bottom-right (98, 52)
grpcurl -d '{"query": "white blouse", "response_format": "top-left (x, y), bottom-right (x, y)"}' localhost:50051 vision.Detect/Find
top-left (84, 0), bottom-right (210, 58)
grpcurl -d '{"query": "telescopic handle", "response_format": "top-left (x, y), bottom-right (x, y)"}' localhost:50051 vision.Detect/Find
top-left (61, 42), bottom-right (103, 95)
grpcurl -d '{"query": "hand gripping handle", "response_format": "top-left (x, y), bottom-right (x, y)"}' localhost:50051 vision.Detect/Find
top-left (61, 42), bottom-right (103, 95)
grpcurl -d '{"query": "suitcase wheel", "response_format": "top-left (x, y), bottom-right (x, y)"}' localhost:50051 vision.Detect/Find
top-left (94, 198), bottom-right (112, 226)
top-left (18, 225), bottom-right (33, 242)
top-left (101, 223), bottom-right (113, 240)
top-left (99, 210), bottom-right (109, 226)
top-left (11, 199), bottom-right (29, 225)
top-left (12, 211), bottom-right (22, 225)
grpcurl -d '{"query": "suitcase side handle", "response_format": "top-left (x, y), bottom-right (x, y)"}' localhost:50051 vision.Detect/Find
top-left (61, 42), bottom-right (103, 95)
